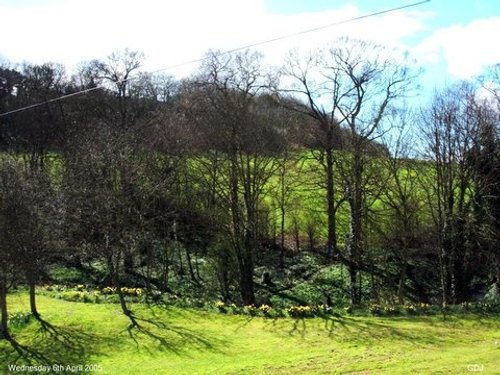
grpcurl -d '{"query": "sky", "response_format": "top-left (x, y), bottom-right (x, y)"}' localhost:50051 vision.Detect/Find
top-left (1, 0), bottom-right (499, 97)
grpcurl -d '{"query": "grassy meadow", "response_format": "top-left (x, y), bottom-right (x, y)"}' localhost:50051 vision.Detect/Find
top-left (1, 293), bottom-right (499, 374)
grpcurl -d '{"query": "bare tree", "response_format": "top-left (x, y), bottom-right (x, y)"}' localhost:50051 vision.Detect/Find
top-left (16, 168), bottom-right (55, 320)
top-left (63, 124), bottom-right (143, 326)
top-left (281, 37), bottom-right (413, 304)
top-left (4, 63), bottom-right (68, 169)
top-left (188, 50), bottom-right (280, 305)
top-left (420, 82), bottom-right (485, 304)
top-left (378, 113), bottom-right (423, 304)
top-left (269, 108), bottom-right (303, 268)
top-left (466, 71), bottom-right (500, 299)
top-left (98, 49), bottom-right (144, 128)
top-left (479, 63), bottom-right (500, 110)
top-left (0, 159), bottom-right (25, 340)
top-left (71, 50), bottom-right (145, 130)
top-left (280, 49), bottom-right (342, 261)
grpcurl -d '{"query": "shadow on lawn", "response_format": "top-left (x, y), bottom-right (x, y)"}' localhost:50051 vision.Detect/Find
top-left (1, 307), bottom-right (227, 369)
top-left (124, 312), bottom-right (226, 357)
top-left (114, 303), bottom-right (229, 357)
top-left (262, 314), bottom-right (344, 340)
top-left (265, 314), bottom-right (468, 347)
top-left (333, 317), bottom-right (464, 346)
top-left (0, 317), bottom-right (106, 368)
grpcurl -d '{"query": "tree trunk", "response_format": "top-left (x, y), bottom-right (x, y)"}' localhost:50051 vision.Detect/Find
top-left (492, 199), bottom-right (500, 298)
top-left (439, 241), bottom-right (448, 306)
top-left (350, 212), bottom-right (363, 303)
top-left (349, 262), bottom-right (358, 306)
top-left (397, 260), bottom-right (408, 305)
top-left (160, 245), bottom-right (170, 293)
top-left (185, 246), bottom-right (199, 285)
top-left (220, 252), bottom-right (231, 303)
top-left (229, 151), bottom-right (255, 306)
top-left (177, 250), bottom-right (185, 278)
top-left (240, 258), bottom-right (255, 306)
top-left (29, 280), bottom-right (40, 319)
top-left (123, 250), bottom-right (134, 274)
top-left (117, 287), bottom-right (131, 316)
top-left (242, 212), bottom-right (257, 305)
top-left (496, 249), bottom-right (500, 299)
top-left (349, 151), bottom-right (364, 305)
top-left (293, 217), bottom-right (300, 252)
top-left (279, 205), bottom-right (286, 269)
top-left (0, 279), bottom-right (10, 340)
top-left (326, 148), bottom-right (337, 259)
top-left (107, 254), bottom-right (133, 320)
top-left (194, 247), bottom-right (202, 281)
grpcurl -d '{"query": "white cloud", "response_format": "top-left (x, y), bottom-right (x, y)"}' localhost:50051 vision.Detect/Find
top-left (0, 0), bottom-right (430, 77)
top-left (415, 17), bottom-right (500, 78)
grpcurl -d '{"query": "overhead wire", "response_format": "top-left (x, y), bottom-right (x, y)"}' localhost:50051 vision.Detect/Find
top-left (0, 0), bottom-right (430, 118)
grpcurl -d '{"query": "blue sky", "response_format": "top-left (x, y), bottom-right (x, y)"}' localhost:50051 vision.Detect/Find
top-left (0, 0), bottom-right (499, 96)
top-left (266, 0), bottom-right (498, 22)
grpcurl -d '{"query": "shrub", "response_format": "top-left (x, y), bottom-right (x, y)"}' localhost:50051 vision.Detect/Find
top-left (62, 291), bottom-right (83, 302)
top-left (287, 305), bottom-right (313, 318)
top-left (369, 304), bottom-right (382, 315)
top-left (76, 284), bottom-right (86, 291)
top-left (8, 312), bottom-right (33, 329)
top-left (227, 303), bottom-right (240, 314)
top-left (244, 305), bottom-right (257, 316)
top-left (102, 287), bottom-right (117, 295)
top-left (383, 305), bottom-right (400, 316)
top-left (484, 284), bottom-right (499, 304)
top-left (259, 304), bottom-right (273, 317)
top-left (404, 304), bottom-right (417, 315)
top-left (215, 301), bottom-right (227, 313)
top-left (120, 287), bottom-right (143, 297)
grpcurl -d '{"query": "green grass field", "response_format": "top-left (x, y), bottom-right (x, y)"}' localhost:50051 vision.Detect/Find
top-left (1, 293), bottom-right (499, 374)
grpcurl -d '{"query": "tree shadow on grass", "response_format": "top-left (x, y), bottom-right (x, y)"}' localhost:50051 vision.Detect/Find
top-left (263, 313), bottom-right (345, 336)
top-left (333, 317), bottom-right (461, 347)
top-left (318, 315), bottom-right (474, 347)
top-left (262, 314), bottom-right (465, 348)
top-left (233, 315), bottom-right (258, 331)
top-left (0, 318), bottom-right (108, 369)
top-left (1, 305), bottom-right (229, 371)
top-left (122, 310), bottom-right (227, 357)
top-left (288, 318), bottom-right (307, 338)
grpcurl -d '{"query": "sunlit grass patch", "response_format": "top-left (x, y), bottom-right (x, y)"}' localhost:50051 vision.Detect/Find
top-left (1, 293), bottom-right (499, 374)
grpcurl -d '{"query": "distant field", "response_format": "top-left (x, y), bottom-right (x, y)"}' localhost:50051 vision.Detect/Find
top-left (1, 293), bottom-right (499, 374)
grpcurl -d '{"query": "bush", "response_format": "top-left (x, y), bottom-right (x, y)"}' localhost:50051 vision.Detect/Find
top-left (215, 301), bottom-right (227, 313)
top-left (61, 291), bottom-right (84, 302)
top-left (484, 284), bottom-right (499, 304)
top-left (404, 304), bottom-right (417, 315)
top-left (244, 305), bottom-right (258, 316)
top-left (369, 304), bottom-right (382, 315)
top-left (38, 284), bottom-right (147, 304)
top-left (287, 305), bottom-right (313, 318)
top-left (259, 304), bottom-right (273, 317)
top-left (8, 312), bottom-right (33, 329)
top-left (46, 266), bottom-right (91, 284)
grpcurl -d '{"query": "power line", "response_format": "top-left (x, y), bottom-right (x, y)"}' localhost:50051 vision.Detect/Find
top-left (0, 0), bottom-right (430, 118)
